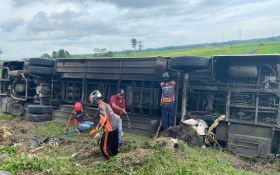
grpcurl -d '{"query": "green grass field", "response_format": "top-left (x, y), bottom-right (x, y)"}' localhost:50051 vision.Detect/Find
top-left (112, 41), bottom-right (280, 58)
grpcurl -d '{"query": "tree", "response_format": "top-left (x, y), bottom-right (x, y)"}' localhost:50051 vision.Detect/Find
top-left (50, 49), bottom-right (71, 58)
top-left (101, 48), bottom-right (107, 53)
top-left (94, 48), bottom-right (101, 54)
top-left (41, 53), bottom-right (51, 58)
top-left (52, 51), bottom-right (58, 59)
top-left (58, 49), bottom-right (66, 58)
top-left (106, 51), bottom-right (113, 57)
top-left (138, 41), bottom-right (143, 52)
top-left (130, 38), bottom-right (137, 56)
top-left (65, 50), bottom-right (70, 58)
top-left (93, 48), bottom-right (113, 57)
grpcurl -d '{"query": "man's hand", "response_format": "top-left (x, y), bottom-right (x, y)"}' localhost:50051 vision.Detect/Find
top-left (94, 133), bottom-right (101, 140)
top-left (64, 127), bottom-right (69, 132)
top-left (85, 114), bottom-right (94, 120)
top-left (122, 109), bottom-right (127, 115)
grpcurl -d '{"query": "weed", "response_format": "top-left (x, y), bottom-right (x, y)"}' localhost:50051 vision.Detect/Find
top-left (0, 113), bottom-right (15, 121)
top-left (0, 117), bottom-right (279, 175)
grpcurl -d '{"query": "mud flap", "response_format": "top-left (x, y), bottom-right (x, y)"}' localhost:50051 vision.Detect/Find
top-left (228, 134), bottom-right (272, 158)
top-left (10, 102), bottom-right (24, 116)
top-left (0, 97), bottom-right (12, 113)
top-left (0, 97), bottom-right (24, 116)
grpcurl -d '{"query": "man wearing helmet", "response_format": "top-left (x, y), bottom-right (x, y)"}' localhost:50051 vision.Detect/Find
top-left (160, 72), bottom-right (176, 130)
top-left (89, 90), bottom-right (119, 159)
top-left (110, 89), bottom-right (126, 146)
top-left (66, 102), bottom-right (94, 134)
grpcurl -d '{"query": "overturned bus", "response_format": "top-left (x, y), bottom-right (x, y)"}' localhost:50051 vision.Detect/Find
top-left (0, 55), bottom-right (280, 158)
top-left (169, 55), bottom-right (280, 158)
top-left (0, 57), bottom-right (168, 136)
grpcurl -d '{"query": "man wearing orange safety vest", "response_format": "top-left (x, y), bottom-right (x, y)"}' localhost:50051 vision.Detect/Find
top-left (160, 72), bottom-right (176, 130)
top-left (89, 90), bottom-right (119, 159)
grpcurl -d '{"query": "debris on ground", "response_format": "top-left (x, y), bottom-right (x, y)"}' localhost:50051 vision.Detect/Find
top-left (1, 116), bottom-right (280, 174)
top-left (161, 123), bottom-right (203, 146)
top-left (121, 148), bottom-right (151, 166)
top-left (205, 115), bottom-right (225, 147)
top-left (0, 170), bottom-right (12, 175)
top-left (119, 140), bottom-right (133, 153)
top-left (216, 154), bottom-right (259, 172)
top-left (30, 136), bottom-right (41, 149)
top-left (0, 127), bottom-right (12, 141)
top-left (0, 153), bottom-right (9, 164)
top-left (153, 137), bottom-right (179, 150)
top-left (48, 138), bottom-right (61, 146)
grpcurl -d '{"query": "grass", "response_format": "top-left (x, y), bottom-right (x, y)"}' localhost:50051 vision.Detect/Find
top-left (0, 113), bottom-right (16, 120)
top-left (31, 121), bottom-right (65, 138)
top-left (0, 116), bottom-right (279, 174)
top-left (112, 41), bottom-right (280, 58)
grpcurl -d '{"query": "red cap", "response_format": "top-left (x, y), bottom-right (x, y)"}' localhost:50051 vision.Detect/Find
top-left (74, 102), bottom-right (83, 111)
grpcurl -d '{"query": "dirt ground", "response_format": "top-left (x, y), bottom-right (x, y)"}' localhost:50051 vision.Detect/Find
top-left (1, 117), bottom-right (280, 174)
top-left (0, 117), bottom-right (102, 165)
top-left (161, 123), bottom-right (203, 146)
top-left (0, 118), bottom-right (179, 157)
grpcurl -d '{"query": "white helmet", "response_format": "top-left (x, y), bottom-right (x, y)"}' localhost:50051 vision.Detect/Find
top-left (89, 90), bottom-right (102, 103)
top-left (182, 119), bottom-right (208, 136)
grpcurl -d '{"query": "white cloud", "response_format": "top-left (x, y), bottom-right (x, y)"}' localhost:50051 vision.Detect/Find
top-left (0, 0), bottom-right (280, 59)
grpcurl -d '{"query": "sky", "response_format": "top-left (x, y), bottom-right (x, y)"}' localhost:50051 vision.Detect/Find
top-left (0, 0), bottom-right (280, 59)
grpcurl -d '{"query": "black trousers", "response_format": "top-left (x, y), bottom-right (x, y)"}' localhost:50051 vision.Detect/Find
top-left (161, 102), bottom-right (175, 129)
top-left (100, 129), bottom-right (119, 159)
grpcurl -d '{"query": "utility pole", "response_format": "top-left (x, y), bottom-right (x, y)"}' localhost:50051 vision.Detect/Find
top-left (239, 29), bottom-right (242, 41)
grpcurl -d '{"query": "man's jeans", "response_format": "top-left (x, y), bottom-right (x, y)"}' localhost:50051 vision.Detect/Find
top-left (118, 118), bottom-right (122, 144)
top-left (77, 121), bottom-right (94, 131)
top-left (161, 102), bottom-right (175, 130)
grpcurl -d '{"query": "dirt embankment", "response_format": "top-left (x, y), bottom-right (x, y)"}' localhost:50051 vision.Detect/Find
top-left (1, 117), bottom-right (280, 174)
top-left (161, 123), bottom-right (204, 146)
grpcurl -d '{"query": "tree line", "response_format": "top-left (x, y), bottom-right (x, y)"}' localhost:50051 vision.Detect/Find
top-left (41, 49), bottom-right (71, 59)
top-left (93, 48), bottom-right (113, 57)
top-left (41, 48), bottom-right (114, 59)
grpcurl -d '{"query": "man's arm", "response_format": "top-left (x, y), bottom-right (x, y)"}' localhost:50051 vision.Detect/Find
top-left (123, 100), bottom-right (127, 114)
top-left (89, 114), bottom-right (107, 136)
top-left (85, 113), bottom-right (93, 120)
top-left (65, 112), bottom-right (73, 130)
top-left (111, 102), bottom-right (126, 114)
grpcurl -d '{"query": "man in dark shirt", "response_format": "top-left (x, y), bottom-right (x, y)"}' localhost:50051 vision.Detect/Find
top-left (160, 72), bottom-right (176, 130)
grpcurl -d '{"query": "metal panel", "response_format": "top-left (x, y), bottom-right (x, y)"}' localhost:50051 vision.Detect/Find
top-left (216, 123), bottom-right (228, 141)
top-left (228, 134), bottom-right (272, 158)
top-left (229, 124), bottom-right (272, 138)
top-left (56, 67), bottom-right (84, 73)
top-left (56, 57), bottom-right (168, 81)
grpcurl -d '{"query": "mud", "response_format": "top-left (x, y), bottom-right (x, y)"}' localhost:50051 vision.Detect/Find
top-left (149, 137), bottom-right (179, 150)
top-left (119, 140), bottom-right (133, 153)
top-left (121, 148), bottom-right (151, 166)
top-left (161, 123), bottom-right (202, 146)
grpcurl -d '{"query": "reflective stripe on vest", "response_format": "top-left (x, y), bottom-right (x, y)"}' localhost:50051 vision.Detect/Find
top-left (99, 102), bottom-right (118, 131)
top-left (161, 81), bottom-right (176, 103)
